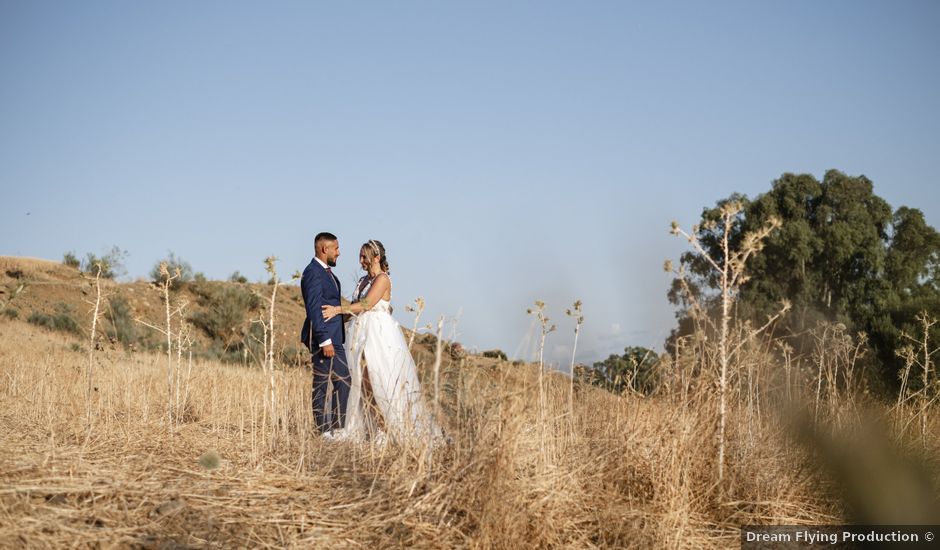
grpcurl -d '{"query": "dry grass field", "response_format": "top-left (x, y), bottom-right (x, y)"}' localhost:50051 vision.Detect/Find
top-left (1, 257), bottom-right (938, 548)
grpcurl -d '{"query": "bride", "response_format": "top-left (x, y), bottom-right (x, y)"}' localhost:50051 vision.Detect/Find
top-left (321, 239), bottom-right (441, 443)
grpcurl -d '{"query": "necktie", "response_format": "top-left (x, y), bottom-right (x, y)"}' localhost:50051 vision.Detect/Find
top-left (326, 267), bottom-right (338, 290)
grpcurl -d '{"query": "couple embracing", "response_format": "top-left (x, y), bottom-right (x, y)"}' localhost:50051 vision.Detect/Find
top-left (300, 232), bottom-right (440, 443)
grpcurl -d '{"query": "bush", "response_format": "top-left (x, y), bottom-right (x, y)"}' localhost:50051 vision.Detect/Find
top-left (106, 296), bottom-right (138, 345)
top-left (3, 308), bottom-right (18, 320)
top-left (28, 303), bottom-right (82, 336)
top-left (150, 252), bottom-right (194, 284)
top-left (189, 283), bottom-right (260, 350)
top-left (229, 271), bottom-right (248, 284)
top-left (82, 246), bottom-right (128, 279)
top-left (482, 349), bottom-right (508, 361)
top-left (62, 252), bottom-right (80, 269)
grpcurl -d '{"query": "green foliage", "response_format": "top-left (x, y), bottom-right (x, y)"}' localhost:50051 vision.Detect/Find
top-left (28, 303), bottom-right (82, 336)
top-left (229, 271), bottom-right (248, 284)
top-left (482, 349), bottom-right (508, 360)
top-left (105, 296), bottom-right (138, 346)
top-left (150, 252), bottom-right (194, 284)
top-left (2, 308), bottom-right (18, 320)
top-left (588, 347), bottom-right (660, 395)
top-left (62, 252), bottom-right (80, 269)
top-left (189, 282), bottom-right (260, 350)
top-left (82, 246), bottom-right (128, 279)
top-left (669, 170), bottom-right (940, 388)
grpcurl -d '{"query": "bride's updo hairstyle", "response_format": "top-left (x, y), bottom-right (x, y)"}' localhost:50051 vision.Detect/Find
top-left (363, 239), bottom-right (390, 274)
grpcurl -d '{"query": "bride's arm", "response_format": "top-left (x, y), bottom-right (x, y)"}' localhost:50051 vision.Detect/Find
top-left (323, 274), bottom-right (390, 320)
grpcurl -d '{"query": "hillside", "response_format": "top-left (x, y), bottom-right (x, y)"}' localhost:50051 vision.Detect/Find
top-left (1, 256), bottom-right (313, 361)
top-left (1, 256), bottom-right (471, 370)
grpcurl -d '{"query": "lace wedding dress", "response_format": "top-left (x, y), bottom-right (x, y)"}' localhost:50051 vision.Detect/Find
top-left (342, 275), bottom-right (441, 442)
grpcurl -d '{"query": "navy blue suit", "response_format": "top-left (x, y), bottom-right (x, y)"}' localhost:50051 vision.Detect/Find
top-left (300, 257), bottom-right (349, 433)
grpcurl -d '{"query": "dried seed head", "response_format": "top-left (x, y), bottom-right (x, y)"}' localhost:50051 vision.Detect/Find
top-left (264, 256), bottom-right (277, 276)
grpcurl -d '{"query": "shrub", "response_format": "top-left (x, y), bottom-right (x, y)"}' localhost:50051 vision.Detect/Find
top-left (3, 308), bottom-right (18, 320)
top-left (62, 252), bottom-right (80, 269)
top-left (189, 283), bottom-right (260, 350)
top-left (82, 246), bottom-right (128, 279)
top-left (106, 296), bottom-right (138, 345)
top-left (28, 303), bottom-right (82, 336)
top-left (482, 349), bottom-right (508, 361)
top-left (150, 252), bottom-right (194, 284)
top-left (229, 271), bottom-right (248, 284)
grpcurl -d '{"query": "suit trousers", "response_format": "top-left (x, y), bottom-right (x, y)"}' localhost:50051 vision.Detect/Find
top-left (311, 345), bottom-right (350, 433)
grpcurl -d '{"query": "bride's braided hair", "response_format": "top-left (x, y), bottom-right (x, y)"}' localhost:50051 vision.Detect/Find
top-left (364, 239), bottom-right (390, 274)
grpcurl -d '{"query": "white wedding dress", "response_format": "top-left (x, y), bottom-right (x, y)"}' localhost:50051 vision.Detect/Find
top-left (342, 275), bottom-right (441, 442)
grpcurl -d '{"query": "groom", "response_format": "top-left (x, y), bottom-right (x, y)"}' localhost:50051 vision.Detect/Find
top-left (300, 232), bottom-right (349, 436)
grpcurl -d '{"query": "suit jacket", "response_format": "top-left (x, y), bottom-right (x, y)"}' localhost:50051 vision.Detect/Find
top-left (299, 257), bottom-right (345, 352)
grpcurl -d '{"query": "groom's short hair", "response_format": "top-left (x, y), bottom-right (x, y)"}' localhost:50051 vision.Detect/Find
top-left (315, 232), bottom-right (337, 246)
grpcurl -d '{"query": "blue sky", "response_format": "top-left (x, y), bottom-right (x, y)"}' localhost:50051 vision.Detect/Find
top-left (2, 1), bottom-right (939, 367)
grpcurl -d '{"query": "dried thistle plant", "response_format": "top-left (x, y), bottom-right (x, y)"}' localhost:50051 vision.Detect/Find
top-left (528, 300), bottom-right (556, 465)
top-left (82, 261), bottom-right (105, 423)
top-left (669, 202), bottom-right (783, 482)
top-left (405, 297), bottom-right (426, 351)
top-left (565, 300), bottom-right (584, 421)
top-left (260, 256), bottom-right (282, 448)
top-left (894, 311), bottom-right (939, 447)
top-left (135, 261), bottom-right (187, 429)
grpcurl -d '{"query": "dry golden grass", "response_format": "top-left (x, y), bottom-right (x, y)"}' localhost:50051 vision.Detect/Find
top-left (1, 317), bottom-right (888, 549)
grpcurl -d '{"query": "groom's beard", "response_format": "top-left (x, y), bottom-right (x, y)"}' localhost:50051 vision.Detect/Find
top-left (327, 258), bottom-right (337, 267)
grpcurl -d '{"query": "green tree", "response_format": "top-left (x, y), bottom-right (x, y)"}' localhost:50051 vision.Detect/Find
top-left (589, 346), bottom-right (660, 395)
top-left (669, 170), bottom-right (940, 389)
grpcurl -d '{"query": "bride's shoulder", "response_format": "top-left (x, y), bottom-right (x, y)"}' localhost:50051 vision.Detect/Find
top-left (375, 272), bottom-right (392, 288)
